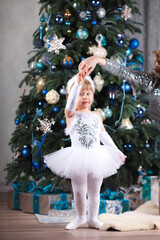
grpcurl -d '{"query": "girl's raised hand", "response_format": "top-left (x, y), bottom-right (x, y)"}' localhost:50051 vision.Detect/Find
top-left (77, 71), bottom-right (87, 85)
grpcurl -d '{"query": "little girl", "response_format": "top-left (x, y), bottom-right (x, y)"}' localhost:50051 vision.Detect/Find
top-left (44, 71), bottom-right (126, 230)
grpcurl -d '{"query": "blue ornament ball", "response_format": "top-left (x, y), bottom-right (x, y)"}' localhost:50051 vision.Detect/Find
top-left (135, 107), bottom-right (145, 118)
top-left (65, 20), bottom-right (71, 26)
top-left (55, 14), bottom-right (63, 24)
top-left (103, 107), bottom-right (112, 118)
top-left (76, 27), bottom-right (89, 40)
top-left (92, 20), bottom-right (97, 25)
top-left (19, 113), bottom-right (28, 123)
top-left (37, 99), bottom-right (46, 108)
top-left (41, 89), bottom-right (48, 95)
top-left (53, 107), bottom-right (59, 113)
top-left (21, 145), bottom-right (30, 158)
top-left (129, 38), bottom-right (139, 49)
top-left (124, 143), bottom-right (133, 152)
top-left (121, 82), bottom-right (131, 93)
top-left (126, 48), bottom-right (132, 56)
top-left (90, 0), bottom-right (101, 7)
top-left (115, 33), bottom-right (125, 47)
top-left (15, 119), bottom-right (20, 125)
top-left (81, 57), bottom-right (86, 61)
top-left (62, 56), bottom-right (74, 68)
top-left (60, 119), bottom-right (66, 127)
top-left (36, 61), bottom-right (46, 70)
top-left (133, 54), bottom-right (144, 63)
top-left (102, 35), bottom-right (107, 46)
top-left (32, 161), bottom-right (40, 169)
top-left (40, 14), bottom-right (45, 23)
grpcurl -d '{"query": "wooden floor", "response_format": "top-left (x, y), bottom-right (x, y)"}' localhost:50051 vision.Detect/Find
top-left (0, 193), bottom-right (160, 240)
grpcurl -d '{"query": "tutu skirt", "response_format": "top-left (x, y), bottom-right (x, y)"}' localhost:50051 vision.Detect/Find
top-left (44, 145), bottom-right (124, 179)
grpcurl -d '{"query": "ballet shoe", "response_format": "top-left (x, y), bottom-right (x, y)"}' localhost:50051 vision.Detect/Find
top-left (89, 220), bottom-right (104, 229)
top-left (65, 218), bottom-right (87, 230)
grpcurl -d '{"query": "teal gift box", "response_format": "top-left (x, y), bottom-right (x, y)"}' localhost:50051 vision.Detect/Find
top-left (8, 190), bottom-right (23, 210)
top-left (142, 176), bottom-right (159, 203)
top-left (21, 192), bottom-right (73, 214)
top-left (99, 199), bottom-right (129, 215)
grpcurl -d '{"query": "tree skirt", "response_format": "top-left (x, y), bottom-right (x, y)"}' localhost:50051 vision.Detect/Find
top-left (98, 201), bottom-right (160, 231)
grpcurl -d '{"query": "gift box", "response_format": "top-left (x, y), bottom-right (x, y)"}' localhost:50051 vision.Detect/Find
top-left (8, 190), bottom-right (23, 210)
top-left (21, 192), bottom-right (73, 214)
top-left (125, 192), bottom-right (142, 211)
top-left (142, 176), bottom-right (159, 204)
top-left (99, 199), bottom-right (129, 215)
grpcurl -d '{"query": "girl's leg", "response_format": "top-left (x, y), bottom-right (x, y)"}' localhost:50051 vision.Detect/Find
top-left (87, 174), bottom-right (103, 229)
top-left (65, 174), bottom-right (87, 230)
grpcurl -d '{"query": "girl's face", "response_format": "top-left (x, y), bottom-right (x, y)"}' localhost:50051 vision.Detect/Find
top-left (76, 88), bottom-right (94, 111)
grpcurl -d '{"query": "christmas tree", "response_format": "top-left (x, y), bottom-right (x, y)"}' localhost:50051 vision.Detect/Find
top-left (5, 0), bottom-right (160, 192)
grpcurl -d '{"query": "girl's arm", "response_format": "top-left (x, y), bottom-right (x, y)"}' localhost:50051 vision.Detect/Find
top-left (65, 72), bottom-right (86, 119)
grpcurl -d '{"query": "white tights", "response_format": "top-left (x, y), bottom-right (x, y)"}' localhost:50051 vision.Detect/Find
top-left (65, 174), bottom-right (103, 230)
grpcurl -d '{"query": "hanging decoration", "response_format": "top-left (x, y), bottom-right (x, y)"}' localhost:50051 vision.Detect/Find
top-left (59, 85), bottom-right (66, 95)
top-left (115, 33), bottom-right (125, 47)
top-left (54, 14), bottom-right (63, 24)
top-left (45, 89), bottom-right (60, 104)
top-left (94, 108), bottom-right (106, 121)
top-left (76, 27), bottom-right (89, 40)
top-left (96, 7), bottom-right (106, 18)
top-left (36, 118), bottom-right (55, 134)
top-left (88, 34), bottom-right (107, 58)
top-left (129, 38), bottom-right (139, 49)
top-left (64, 9), bottom-right (72, 33)
top-left (61, 55), bottom-right (74, 68)
top-left (120, 81), bottom-right (131, 93)
top-left (108, 83), bottom-right (116, 106)
top-left (121, 5), bottom-right (132, 21)
top-left (93, 72), bottom-right (104, 92)
top-left (36, 60), bottom-right (46, 70)
top-left (47, 33), bottom-right (66, 54)
top-left (123, 143), bottom-right (134, 152)
top-left (37, 99), bottom-right (47, 109)
top-left (39, 25), bottom-right (44, 40)
top-left (21, 145), bottom-right (31, 158)
top-left (36, 77), bottom-right (46, 93)
top-left (90, 0), bottom-right (101, 7)
top-left (135, 105), bottom-right (145, 118)
top-left (103, 106), bottom-right (113, 119)
top-left (12, 147), bottom-right (21, 161)
top-left (119, 118), bottom-right (133, 129)
top-left (78, 9), bottom-right (91, 21)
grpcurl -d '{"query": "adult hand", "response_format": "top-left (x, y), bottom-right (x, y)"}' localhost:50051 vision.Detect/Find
top-left (78, 56), bottom-right (106, 75)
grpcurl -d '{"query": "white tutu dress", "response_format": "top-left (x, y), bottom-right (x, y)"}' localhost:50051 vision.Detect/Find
top-left (44, 111), bottom-right (125, 179)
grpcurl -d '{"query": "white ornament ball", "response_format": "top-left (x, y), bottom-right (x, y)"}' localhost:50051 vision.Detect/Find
top-left (97, 8), bottom-right (106, 18)
top-left (45, 89), bottom-right (60, 104)
top-left (93, 46), bottom-right (107, 58)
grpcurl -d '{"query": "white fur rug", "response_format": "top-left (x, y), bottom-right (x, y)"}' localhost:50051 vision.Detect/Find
top-left (98, 201), bottom-right (160, 231)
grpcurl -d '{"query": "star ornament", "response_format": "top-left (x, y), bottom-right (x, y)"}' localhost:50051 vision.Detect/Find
top-left (47, 33), bottom-right (66, 54)
top-left (121, 5), bottom-right (132, 21)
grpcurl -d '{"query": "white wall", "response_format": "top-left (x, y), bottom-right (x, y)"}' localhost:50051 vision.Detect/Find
top-left (0, 0), bottom-right (39, 189)
top-left (0, 0), bottom-right (160, 190)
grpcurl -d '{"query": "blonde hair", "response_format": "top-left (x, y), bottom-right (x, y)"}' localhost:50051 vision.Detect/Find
top-left (153, 49), bottom-right (160, 78)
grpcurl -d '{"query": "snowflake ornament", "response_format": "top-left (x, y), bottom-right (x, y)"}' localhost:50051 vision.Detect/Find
top-left (36, 118), bottom-right (55, 134)
top-left (12, 147), bottom-right (21, 161)
top-left (47, 33), bottom-right (66, 54)
top-left (121, 5), bottom-right (132, 21)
